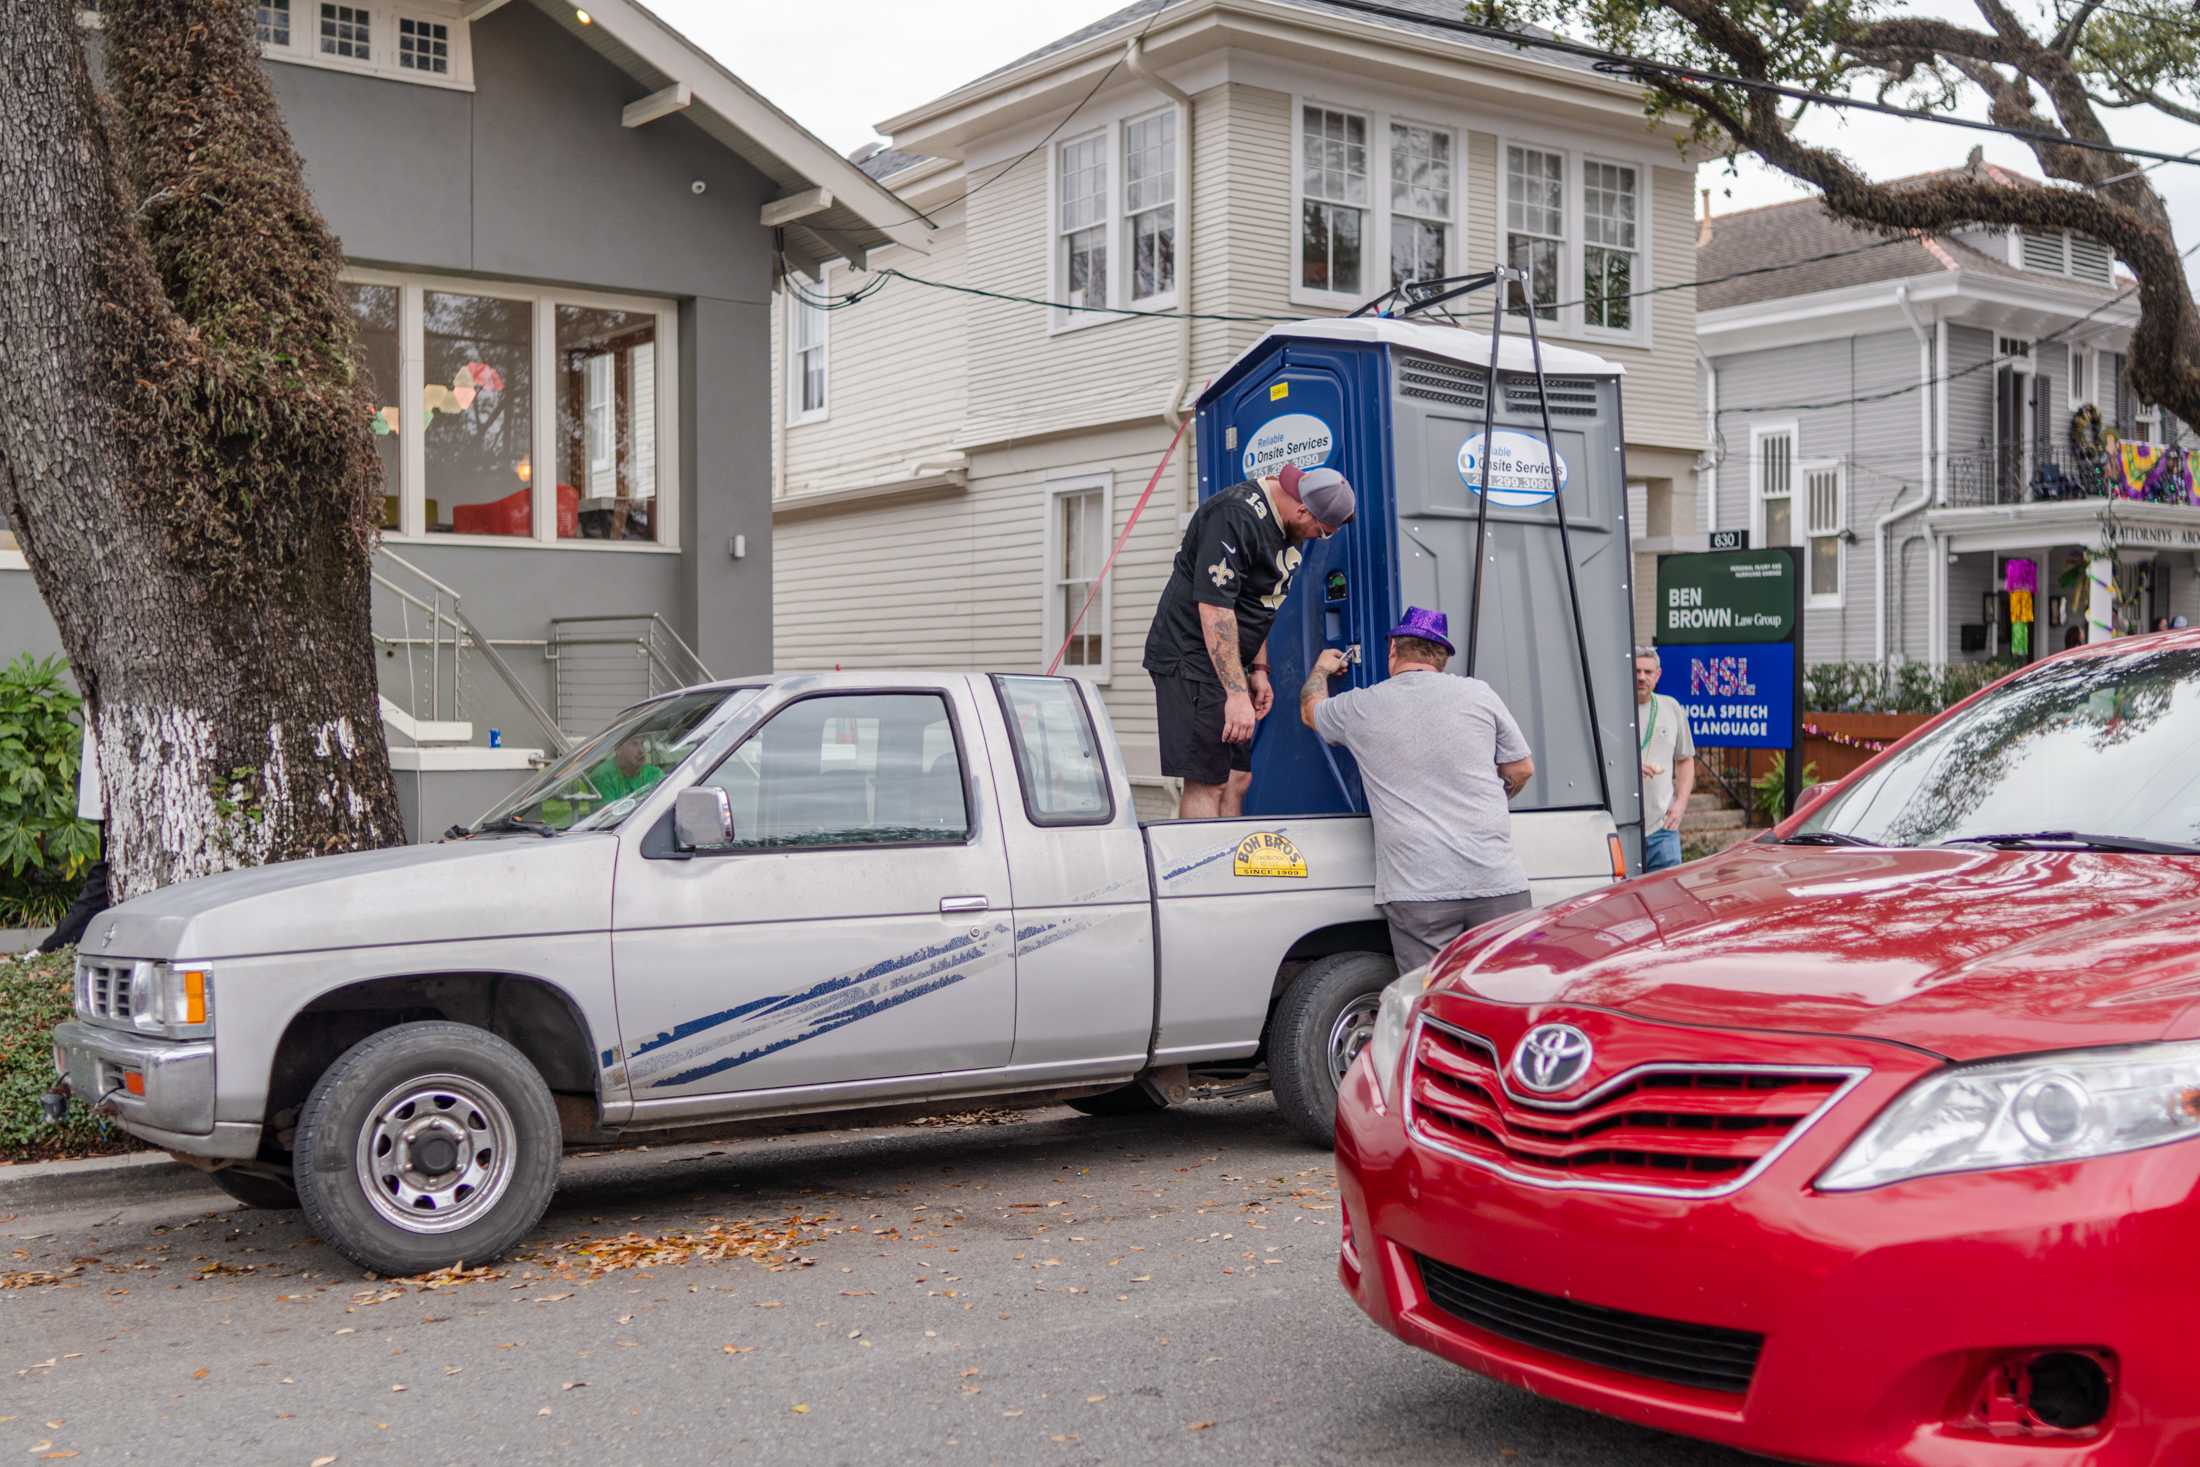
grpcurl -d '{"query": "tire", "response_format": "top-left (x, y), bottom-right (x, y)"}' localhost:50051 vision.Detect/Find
top-left (1268, 951), bottom-right (1397, 1148)
top-left (293, 1021), bottom-right (562, 1276)
top-left (1065, 1083), bottom-right (1168, 1118)
top-left (208, 1167), bottom-right (299, 1211)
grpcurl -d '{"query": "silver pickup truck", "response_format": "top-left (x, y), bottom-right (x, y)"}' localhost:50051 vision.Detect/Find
top-left (53, 671), bottom-right (1617, 1273)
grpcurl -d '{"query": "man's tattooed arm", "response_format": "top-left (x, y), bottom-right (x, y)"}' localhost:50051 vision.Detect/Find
top-left (1198, 604), bottom-right (1247, 693)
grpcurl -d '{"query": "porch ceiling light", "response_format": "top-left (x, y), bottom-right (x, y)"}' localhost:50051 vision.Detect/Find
top-left (575, 8), bottom-right (592, 23)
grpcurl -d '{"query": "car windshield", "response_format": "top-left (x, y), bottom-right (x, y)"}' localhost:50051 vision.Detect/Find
top-left (467, 688), bottom-right (760, 835)
top-left (1794, 645), bottom-right (2200, 851)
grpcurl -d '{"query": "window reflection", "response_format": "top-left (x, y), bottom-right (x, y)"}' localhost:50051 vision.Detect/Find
top-left (423, 290), bottom-right (534, 538)
top-left (345, 283), bottom-right (402, 529)
top-left (556, 305), bottom-right (659, 541)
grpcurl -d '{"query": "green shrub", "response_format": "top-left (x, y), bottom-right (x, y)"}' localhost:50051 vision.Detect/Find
top-left (1753, 753), bottom-right (1820, 824)
top-left (0, 655), bottom-right (99, 930)
top-left (0, 947), bottom-right (137, 1161)
top-left (1804, 660), bottom-right (2021, 716)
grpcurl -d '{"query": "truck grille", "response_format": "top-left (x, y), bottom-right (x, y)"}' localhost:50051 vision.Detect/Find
top-left (1416, 1254), bottom-right (1764, 1394)
top-left (78, 959), bottom-right (138, 1021)
top-left (1405, 1017), bottom-right (1859, 1196)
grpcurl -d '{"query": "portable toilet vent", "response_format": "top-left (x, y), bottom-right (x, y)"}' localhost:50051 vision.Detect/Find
top-left (1194, 315), bottom-right (1642, 860)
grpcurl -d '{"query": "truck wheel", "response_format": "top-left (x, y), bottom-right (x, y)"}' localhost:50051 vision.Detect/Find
top-left (293, 1021), bottom-right (562, 1276)
top-left (208, 1167), bottom-right (299, 1210)
top-left (1269, 951), bottom-right (1396, 1148)
top-left (1065, 1083), bottom-right (1167, 1117)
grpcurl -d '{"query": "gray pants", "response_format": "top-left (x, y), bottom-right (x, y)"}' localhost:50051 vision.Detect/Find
top-left (1382, 890), bottom-right (1534, 973)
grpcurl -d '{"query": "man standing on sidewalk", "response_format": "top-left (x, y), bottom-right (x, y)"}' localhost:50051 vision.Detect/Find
top-left (1143, 463), bottom-right (1355, 818)
top-left (1636, 645), bottom-right (1695, 871)
top-left (1300, 608), bottom-right (1535, 972)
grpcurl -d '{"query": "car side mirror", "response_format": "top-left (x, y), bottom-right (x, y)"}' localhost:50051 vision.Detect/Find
top-left (1794, 781), bottom-right (1834, 817)
top-left (673, 787), bottom-right (734, 851)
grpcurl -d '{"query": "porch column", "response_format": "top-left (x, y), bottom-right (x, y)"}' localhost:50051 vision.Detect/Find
top-left (1927, 530), bottom-right (1948, 665)
top-left (2087, 552), bottom-right (2116, 643)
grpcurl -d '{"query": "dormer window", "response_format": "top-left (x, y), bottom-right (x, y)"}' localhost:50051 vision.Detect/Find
top-left (257, 0), bottom-right (290, 45)
top-left (319, 3), bottom-right (371, 59)
top-left (260, 0), bottom-right (474, 88)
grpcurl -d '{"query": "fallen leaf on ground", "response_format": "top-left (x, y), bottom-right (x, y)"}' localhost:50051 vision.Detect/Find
top-left (561, 1381), bottom-right (585, 1391)
top-left (312, 1458), bottom-right (338, 1466)
top-left (1087, 1395), bottom-right (1106, 1404)
top-left (190, 1368), bottom-right (209, 1380)
top-left (722, 1345), bottom-right (753, 1355)
top-left (790, 1404), bottom-right (810, 1415)
top-left (1188, 1421), bottom-right (1217, 1432)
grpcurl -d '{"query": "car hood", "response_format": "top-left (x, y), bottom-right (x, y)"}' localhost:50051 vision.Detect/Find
top-left (1434, 842), bottom-right (2200, 1060)
top-left (76, 836), bottom-right (619, 962)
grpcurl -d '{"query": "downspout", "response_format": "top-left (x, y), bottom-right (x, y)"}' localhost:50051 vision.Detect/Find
top-left (1879, 285), bottom-right (1936, 664)
top-left (1696, 345), bottom-right (1718, 532)
top-left (1126, 34), bottom-right (1196, 511)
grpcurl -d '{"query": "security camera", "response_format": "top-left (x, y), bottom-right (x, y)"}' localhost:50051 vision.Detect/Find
top-left (691, 179), bottom-right (708, 195)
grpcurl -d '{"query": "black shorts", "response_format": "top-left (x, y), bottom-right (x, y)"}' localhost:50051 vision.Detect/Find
top-left (1154, 671), bottom-right (1253, 786)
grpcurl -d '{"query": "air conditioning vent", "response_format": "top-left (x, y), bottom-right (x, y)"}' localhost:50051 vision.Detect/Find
top-left (1500, 374), bottom-right (1600, 418)
top-left (1397, 353), bottom-right (1486, 412)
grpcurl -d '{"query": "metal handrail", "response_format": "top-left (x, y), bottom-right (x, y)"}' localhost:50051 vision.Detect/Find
top-left (373, 548), bottom-right (574, 756)
top-left (550, 614), bottom-right (710, 683)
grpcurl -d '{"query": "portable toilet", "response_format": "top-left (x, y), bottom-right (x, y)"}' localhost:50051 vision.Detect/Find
top-left (1194, 316), bottom-right (1643, 864)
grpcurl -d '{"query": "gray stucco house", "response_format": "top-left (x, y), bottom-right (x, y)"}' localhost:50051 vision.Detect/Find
top-left (1680, 156), bottom-right (2198, 672)
top-left (1, 0), bottom-right (928, 834)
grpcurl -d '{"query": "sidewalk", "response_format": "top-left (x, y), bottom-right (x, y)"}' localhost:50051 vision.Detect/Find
top-left (0, 1149), bottom-right (214, 1214)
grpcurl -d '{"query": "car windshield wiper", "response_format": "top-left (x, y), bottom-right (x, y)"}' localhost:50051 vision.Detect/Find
top-left (1776, 831), bottom-right (1880, 847)
top-left (462, 815), bottom-right (560, 839)
top-left (1940, 831), bottom-right (2200, 855)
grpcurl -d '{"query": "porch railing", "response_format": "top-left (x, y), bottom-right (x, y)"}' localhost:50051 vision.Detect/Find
top-left (547, 614), bottom-right (713, 740)
top-left (371, 549), bottom-right (575, 757)
top-left (1946, 440), bottom-right (2193, 509)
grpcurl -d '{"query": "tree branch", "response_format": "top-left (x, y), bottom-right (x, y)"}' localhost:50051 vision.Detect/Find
top-left (2050, 0), bottom-right (2107, 56)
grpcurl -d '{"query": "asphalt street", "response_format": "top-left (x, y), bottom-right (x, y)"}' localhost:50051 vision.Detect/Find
top-left (0, 1097), bottom-right (1761, 1466)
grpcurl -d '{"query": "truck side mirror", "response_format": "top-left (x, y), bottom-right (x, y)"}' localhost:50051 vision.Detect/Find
top-left (1794, 781), bottom-right (1835, 817)
top-left (673, 787), bottom-right (734, 851)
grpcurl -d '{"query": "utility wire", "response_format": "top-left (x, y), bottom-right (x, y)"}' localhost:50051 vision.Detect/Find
top-left (1310, 0), bottom-right (2200, 169)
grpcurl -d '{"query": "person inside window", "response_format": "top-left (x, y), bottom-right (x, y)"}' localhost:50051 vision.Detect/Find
top-left (586, 735), bottom-right (663, 807)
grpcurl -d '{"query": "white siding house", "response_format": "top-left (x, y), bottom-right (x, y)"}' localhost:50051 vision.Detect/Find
top-left (770, 0), bottom-right (1707, 812)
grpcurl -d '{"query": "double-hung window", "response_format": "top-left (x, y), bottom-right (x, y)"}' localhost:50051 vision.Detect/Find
top-left (1124, 110), bottom-right (1177, 302)
top-left (1505, 145), bottom-right (1565, 321)
top-left (319, 2), bottom-right (371, 58)
top-left (787, 277), bottom-right (828, 424)
top-left (1582, 161), bottom-right (1639, 331)
top-left (1299, 106), bottom-right (1369, 296)
top-left (1753, 426), bottom-right (1796, 553)
top-left (1057, 133), bottom-right (1109, 313)
top-left (1388, 123), bottom-right (1451, 289)
top-left (257, 0), bottom-right (291, 45)
top-left (1803, 461), bottom-right (1846, 607)
top-left (1045, 478), bottom-right (1110, 679)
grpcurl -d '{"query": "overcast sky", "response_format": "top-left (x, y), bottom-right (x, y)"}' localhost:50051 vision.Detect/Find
top-left (652, 0), bottom-right (2197, 283)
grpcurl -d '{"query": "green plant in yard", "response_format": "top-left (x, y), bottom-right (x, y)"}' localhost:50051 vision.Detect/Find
top-left (0, 655), bottom-right (99, 930)
top-left (0, 947), bottom-right (134, 1161)
top-left (1803, 661), bottom-right (2021, 716)
top-left (1753, 753), bottom-right (1820, 824)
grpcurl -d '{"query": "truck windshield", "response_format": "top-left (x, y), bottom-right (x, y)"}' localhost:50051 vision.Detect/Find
top-left (467, 688), bottom-right (760, 835)
top-left (1794, 645), bottom-right (2200, 851)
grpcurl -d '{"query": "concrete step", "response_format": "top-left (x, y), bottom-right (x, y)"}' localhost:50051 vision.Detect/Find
top-left (1681, 827), bottom-right (1759, 861)
top-left (1681, 807), bottom-right (1748, 832)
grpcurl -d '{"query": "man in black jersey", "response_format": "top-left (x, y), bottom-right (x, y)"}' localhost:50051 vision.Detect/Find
top-left (1143, 462), bottom-right (1356, 818)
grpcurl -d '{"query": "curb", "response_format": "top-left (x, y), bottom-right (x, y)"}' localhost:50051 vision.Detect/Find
top-left (0, 1150), bottom-right (217, 1214)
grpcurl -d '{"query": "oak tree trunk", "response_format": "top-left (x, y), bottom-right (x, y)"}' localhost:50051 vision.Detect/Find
top-left (0, 0), bottom-right (403, 901)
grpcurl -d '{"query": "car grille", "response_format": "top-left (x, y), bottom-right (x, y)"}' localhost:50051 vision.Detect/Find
top-left (1405, 1017), bottom-right (1858, 1196)
top-left (78, 959), bottom-right (137, 1022)
top-left (1417, 1254), bottom-right (1764, 1394)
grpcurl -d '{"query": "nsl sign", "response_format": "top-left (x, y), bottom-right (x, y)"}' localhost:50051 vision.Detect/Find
top-left (1654, 552), bottom-right (1804, 791)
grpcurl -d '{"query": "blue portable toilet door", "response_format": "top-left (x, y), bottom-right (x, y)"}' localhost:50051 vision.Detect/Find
top-left (1211, 349), bottom-right (1391, 817)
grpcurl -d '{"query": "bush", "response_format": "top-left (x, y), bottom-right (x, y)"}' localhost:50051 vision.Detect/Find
top-left (0, 655), bottom-right (99, 930)
top-left (0, 948), bottom-right (138, 1161)
top-left (1753, 753), bottom-right (1819, 824)
top-left (1804, 660), bottom-right (2022, 716)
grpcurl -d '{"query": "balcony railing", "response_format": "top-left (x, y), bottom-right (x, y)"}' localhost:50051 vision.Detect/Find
top-left (1947, 440), bottom-right (2195, 509)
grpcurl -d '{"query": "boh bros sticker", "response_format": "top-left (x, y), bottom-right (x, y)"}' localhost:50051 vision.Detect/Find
top-left (1233, 831), bottom-right (1308, 879)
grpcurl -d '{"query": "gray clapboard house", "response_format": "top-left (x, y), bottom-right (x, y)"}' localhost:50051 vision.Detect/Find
top-left (1, 0), bottom-right (928, 835)
top-left (1685, 157), bottom-right (2199, 671)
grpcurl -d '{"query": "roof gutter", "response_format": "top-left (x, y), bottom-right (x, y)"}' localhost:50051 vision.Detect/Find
top-left (1125, 34), bottom-right (1199, 509)
top-left (1877, 283), bottom-right (1936, 664)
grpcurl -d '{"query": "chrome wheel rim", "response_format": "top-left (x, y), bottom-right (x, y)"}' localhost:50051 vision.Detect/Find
top-left (355, 1073), bottom-right (516, 1235)
top-left (1328, 995), bottom-right (1382, 1086)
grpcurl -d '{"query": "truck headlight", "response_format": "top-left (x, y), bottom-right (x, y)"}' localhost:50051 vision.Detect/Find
top-left (1365, 965), bottom-right (1431, 1105)
top-left (1818, 1040), bottom-right (2200, 1191)
top-left (129, 963), bottom-right (212, 1037)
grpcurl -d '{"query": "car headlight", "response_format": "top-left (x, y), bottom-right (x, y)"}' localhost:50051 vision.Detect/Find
top-left (1818, 1040), bottom-right (2200, 1191)
top-left (1365, 965), bottom-right (1431, 1104)
top-left (129, 963), bottom-right (213, 1037)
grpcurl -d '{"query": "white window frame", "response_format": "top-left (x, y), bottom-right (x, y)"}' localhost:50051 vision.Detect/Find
top-left (1053, 127), bottom-right (1113, 325)
top-left (1385, 116), bottom-right (1457, 295)
top-left (1494, 133), bottom-right (1655, 348)
top-left (1800, 458), bottom-right (1846, 610)
top-left (1748, 422), bottom-right (1799, 559)
top-left (785, 267), bottom-right (830, 427)
top-left (1041, 473), bottom-right (1114, 684)
top-left (245, 1), bottom-right (476, 91)
top-left (1290, 101), bottom-right (1375, 311)
top-left (1044, 105), bottom-right (1185, 334)
top-left (344, 267), bottom-right (680, 553)
top-left (1122, 106), bottom-right (1179, 306)
top-left (2067, 343), bottom-right (2088, 411)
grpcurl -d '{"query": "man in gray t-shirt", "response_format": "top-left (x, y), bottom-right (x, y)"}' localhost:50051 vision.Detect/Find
top-left (1300, 607), bottom-right (1535, 972)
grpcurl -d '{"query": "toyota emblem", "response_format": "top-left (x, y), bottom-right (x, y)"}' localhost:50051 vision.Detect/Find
top-left (1512, 1023), bottom-right (1593, 1093)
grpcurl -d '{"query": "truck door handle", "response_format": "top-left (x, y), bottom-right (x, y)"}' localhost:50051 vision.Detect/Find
top-left (940, 895), bottom-right (990, 914)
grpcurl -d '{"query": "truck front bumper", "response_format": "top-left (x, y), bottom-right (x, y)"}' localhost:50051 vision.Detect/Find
top-left (52, 1020), bottom-right (259, 1159)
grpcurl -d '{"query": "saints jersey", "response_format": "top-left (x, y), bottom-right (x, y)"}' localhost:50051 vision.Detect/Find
top-left (1142, 480), bottom-right (1301, 684)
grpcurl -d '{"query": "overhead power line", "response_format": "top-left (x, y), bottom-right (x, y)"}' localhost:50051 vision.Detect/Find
top-left (1311, 0), bottom-right (2200, 170)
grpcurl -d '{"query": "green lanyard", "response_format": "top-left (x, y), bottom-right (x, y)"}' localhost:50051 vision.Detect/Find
top-left (1639, 696), bottom-right (1658, 753)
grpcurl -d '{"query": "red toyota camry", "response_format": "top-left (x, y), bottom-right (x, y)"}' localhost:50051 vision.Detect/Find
top-left (1337, 633), bottom-right (2200, 1466)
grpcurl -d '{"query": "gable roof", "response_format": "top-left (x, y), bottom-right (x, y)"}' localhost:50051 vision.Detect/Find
top-left (518, 0), bottom-right (931, 268)
top-left (1699, 167), bottom-right (2124, 312)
